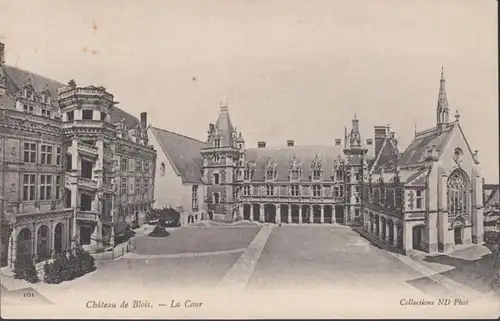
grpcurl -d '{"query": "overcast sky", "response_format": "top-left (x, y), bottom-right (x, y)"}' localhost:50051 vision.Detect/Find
top-left (0, 0), bottom-right (498, 182)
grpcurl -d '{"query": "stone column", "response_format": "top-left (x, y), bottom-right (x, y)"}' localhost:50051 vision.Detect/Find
top-left (298, 206), bottom-right (303, 224)
top-left (71, 138), bottom-right (79, 170)
top-left (332, 206), bottom-right (336, 223)
top-left (378, 218), bottom-right (383, 239)
top-left (250, 204), bottom-right (254, 221)
top-left (288, 205), bottom-right (292, 224)
top-left (239, 204), bottom-right (243, 220)
top-left (32, 223), bottom-right (38, 259)
top-left (385, 221), bottom-right (390, 243)
top-left (8, 230), bottom-right (16, 269)
top-left (320, 205), bottom-right (324, 224)
top-left (276, 204), bottom-right (281, 224)
top-left (309, 205), bottom-right (314, 223)
top-left (259, 204), bottom-right (264, 222)
top-left (393, 223), bottom-right (398, 247)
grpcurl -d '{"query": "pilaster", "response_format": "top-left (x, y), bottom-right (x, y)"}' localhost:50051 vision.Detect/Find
top-left (320, 205), bottom-right (324, 224)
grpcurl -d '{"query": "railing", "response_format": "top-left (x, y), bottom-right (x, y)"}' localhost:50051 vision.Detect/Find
top-left (77, 177), bottom-right (98, 189)
top-left (1, 108), bottom-right (61, 127)
top-left (78, 141), bottom-right (98, 155)
top-left (76, 211), bottom-right (99, 221)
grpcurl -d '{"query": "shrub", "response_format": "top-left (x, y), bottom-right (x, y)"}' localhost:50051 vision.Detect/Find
top-left (79, 251), bottom-right (96, 274)
top-left (13, 256), bottom-right (39, 284)
top-left (43, 261), bottom-right (62, 284)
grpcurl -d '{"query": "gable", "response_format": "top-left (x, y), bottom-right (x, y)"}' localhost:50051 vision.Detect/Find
top-left (438, 123), bottom-right (479, 178)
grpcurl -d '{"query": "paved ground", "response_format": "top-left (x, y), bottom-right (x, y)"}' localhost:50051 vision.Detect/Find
top-left (246, 225), bottom-right (429, 292)
top-left (131, 225), bottom-right (261, 255)
top-left (2, 222), bottom-right (499, 318)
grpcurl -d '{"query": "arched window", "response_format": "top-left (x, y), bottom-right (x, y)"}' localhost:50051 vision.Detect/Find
top-left (447, 170), bottom-right (469, 221)
top-left (213, 173), bottom-right (220, 185)
top-left (160, 162), bottom-right (166, 176)
top-left (213, 192), bottom-right (220, 204)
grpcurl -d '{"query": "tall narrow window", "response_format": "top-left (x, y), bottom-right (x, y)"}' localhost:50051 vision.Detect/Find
top-left (312, 185), bottom-right (322, 197)
top-left (121, 177), bottom-right (127, 195)
top-left (23, 174), bottom-right (35, 201)
top-left (67, 111), bottom-right (74, 121)
top-left (213, 173), bottom-right (220, 185)
top-left (395, 187), bottom-right (403, 208)
top-left (192, 185), bottom-right (199, 210)
top-left (24, 142), bottom-right (36, 163)
top-left (135, 159), bottom-right (142, 172)
top-left (214, 138), bottom-right (221, 148)
top-left (143, 178), bottom-right (149, 196)
top-left (266, 169), bottom-right (274, 180)
top-left (56, 175), bottom-right (62, 200)
top-left (213, 193), bottom-right (220, 204)
top-left (40, 145), bottom-right (53, 165)
top-left (416, 190), bottom-right (423, 209)
top-left (266, 185), bottom-right (274, 196)
top-left (290, 185), bottom-right (300, 197)
top-left (214, 154), bottom-right (220, 162)
top-left (336, 169), bottom-right (344, 181)
top-left (135, 177), bottom-right (141, 195)
top-left (121, 157), bottom-right (128, 171)
top-left (40, 174), bottom-right (52, 200)
top-left (56, 147), bottom-right (62, 165)
top-left (244, 169), bottom-right (250, 180)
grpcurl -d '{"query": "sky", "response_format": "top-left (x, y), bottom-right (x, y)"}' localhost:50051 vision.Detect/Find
top-left (0, 0), bottom-right (498, 182)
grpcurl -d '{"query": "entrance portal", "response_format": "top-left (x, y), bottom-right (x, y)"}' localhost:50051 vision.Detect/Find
top-left (80, 226), bottom-right (93, 245)
top-left (54, 223), bottom-right (63, 254)
top-left (412, 225), bottom-right (424, 250)
top-left (454, 227), bottom-right (463, 245)
top-left (335, 205), bottom-right (344, 224)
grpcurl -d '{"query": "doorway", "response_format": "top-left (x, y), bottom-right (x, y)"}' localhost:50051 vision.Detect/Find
top-left (454, 227), bottom-right (463, 245)
top-left (412, 225), bottom-right (423, 250)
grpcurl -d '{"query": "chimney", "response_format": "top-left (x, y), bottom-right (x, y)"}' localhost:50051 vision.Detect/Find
top-left (374, 125), bottom-right (388, 156)
top-left (334, 139), bottom-right (341, 146)
top-left (258, 141), bottom-right (266, 148)
top-left (140, 112), bottom-right (147, 129)
top-left (287, 140), bottom-right (294, 147)
top-left (366, 138), bottom-right (374, 159)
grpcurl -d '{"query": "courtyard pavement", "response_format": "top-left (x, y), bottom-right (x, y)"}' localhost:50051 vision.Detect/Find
top-left (2, 222), bottom-right (499, 318)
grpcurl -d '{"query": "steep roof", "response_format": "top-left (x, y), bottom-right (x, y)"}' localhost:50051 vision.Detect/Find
top-left (484, 184), bottom-right (499, 207)
top-left (150, 126), bottom-right (207, 184)
top-left (1, 65), bottom-right (140, 128)
top-left (398, 123), bottom-right (455, 168)
top-left (207, 104), bottom-right (236, 148)
top-left (245, 145), bottom-right (345, 181)
top-left (370, 134), bottom-right (401, 173)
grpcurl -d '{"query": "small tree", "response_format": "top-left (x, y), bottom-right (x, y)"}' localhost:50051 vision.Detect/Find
top-left (79, 251), bottom-right (96, 274)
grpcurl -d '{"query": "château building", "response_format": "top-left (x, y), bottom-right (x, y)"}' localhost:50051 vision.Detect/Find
top-left (361, 69), bottom-right (484, 255)
top-left (0, 43), bottom-right (156, 269)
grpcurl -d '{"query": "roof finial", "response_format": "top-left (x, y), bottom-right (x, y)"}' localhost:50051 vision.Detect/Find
top-left (220, 100), bottom-right (228, 112)
top-left (441, 66), bottom-right (444, 80)
top-left (354, 113), bottom-right (357, 120)
top-left (455, 109), bottom-right (460, 122)
top-left (414, 122), bottom-right (417, 135)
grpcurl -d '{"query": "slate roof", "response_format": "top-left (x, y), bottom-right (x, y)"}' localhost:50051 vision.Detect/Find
top-left (150, 126), bottom-right (207, 184)
top-left (370, 134), bottom-right (401, 172)
top-left (1, 65), bottom-right (140, 129)
top-left (207, 106), bottom-right (236, 148)
top-left (398, 123), bottom-right (455, 168)
top-left (245, 145), bottom-right (345, 182)
top-left (484, 184), bottom-right (499, 206)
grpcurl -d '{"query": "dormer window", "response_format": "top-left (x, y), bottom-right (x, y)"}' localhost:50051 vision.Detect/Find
top-left (266, 168), bottom-right (274, 180)
top-left (244, 169), bottom-right (250, 180)
top-left (23, 88), bottom-right (28, 98)
top-left (214, 138), bottom-right (221, 148)
top-left (214, 154), bottom-right (220, 162)
top-left (313, 169), bottom-right (321, 180)
top-left (336, 168), bottom-right (344, 181)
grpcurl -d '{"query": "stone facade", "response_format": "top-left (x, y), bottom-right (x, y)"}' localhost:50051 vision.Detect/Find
top-left (361, 69), bottom-right (484, 255)
top-left (0, 42), bottom-right (156, 269)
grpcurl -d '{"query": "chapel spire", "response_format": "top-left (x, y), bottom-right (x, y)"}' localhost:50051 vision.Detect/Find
top-left (436, 66), bottom-right (449, 130)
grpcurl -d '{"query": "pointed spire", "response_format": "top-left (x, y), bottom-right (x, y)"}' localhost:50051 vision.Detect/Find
top-left (437, 66), bottom-right (449, 126)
